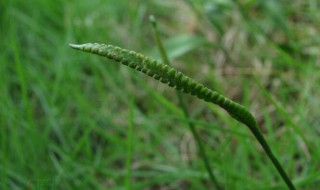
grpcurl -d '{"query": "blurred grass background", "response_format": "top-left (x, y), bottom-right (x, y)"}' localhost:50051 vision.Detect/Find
top-left (1, 0), bottom-right (320, 189)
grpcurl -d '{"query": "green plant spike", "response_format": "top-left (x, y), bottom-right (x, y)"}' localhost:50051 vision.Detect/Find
top-left (69, 43), bottom-right (296, 190)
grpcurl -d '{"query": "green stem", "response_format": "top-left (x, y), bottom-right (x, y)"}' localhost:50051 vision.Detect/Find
top-left (249, 126), bottom-right (296, 190)
top-left (149, 15), bottom-right (171, 66)
top-left (149, 15), bottom-right (222, 189)
top-left (70, 43), bottom-right (297, 190)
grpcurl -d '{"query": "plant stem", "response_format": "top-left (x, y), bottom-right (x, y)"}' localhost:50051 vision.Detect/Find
top-left (149, 15), bottom-right (222, 190)
top-left (249, 126), bottom-right (296, 190)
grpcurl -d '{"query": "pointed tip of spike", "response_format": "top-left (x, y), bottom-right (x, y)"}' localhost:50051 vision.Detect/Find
top-left (69, 44), bottom-right (83, 50)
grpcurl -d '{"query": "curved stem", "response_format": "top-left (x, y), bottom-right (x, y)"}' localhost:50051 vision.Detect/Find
top-left (70, 42), bottom-right (296, 190)
top-left (249, 126), bottom-right (296, 190)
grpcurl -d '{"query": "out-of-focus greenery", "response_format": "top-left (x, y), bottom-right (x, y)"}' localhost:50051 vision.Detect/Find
top-left (1, 0), bottom-right (319, 189)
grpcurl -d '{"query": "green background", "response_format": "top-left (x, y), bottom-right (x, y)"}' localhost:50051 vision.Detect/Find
top-left (1, 0), bottom-right (319, 189)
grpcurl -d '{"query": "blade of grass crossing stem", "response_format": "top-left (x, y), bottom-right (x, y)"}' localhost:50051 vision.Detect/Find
top-left (149, 15), bottom-right (222, 189)
top-left (125, 98), bottom-right (134, 190)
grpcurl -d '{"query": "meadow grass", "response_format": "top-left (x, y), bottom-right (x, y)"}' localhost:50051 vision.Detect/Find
top-left (1, 0), bottom-right (320, 189)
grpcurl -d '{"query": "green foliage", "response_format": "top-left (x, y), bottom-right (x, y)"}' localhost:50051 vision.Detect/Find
top-left (70, 43), bottom-right (295, 189)
top-left (1, 0), bottom-right (320, 189)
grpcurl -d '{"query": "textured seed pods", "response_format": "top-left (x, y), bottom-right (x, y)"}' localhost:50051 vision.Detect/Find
top-left (69, 43), bottom-right (257, 129)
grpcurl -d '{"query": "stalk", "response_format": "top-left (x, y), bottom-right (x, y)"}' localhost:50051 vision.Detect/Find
top-left (69, 42), bottom-right (296, 190)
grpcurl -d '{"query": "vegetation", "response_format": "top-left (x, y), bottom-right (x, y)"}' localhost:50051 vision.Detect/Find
top-left (1, 0), bottom-right (319, 189)
top-left (69, 41), bottom-right (296, 189)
